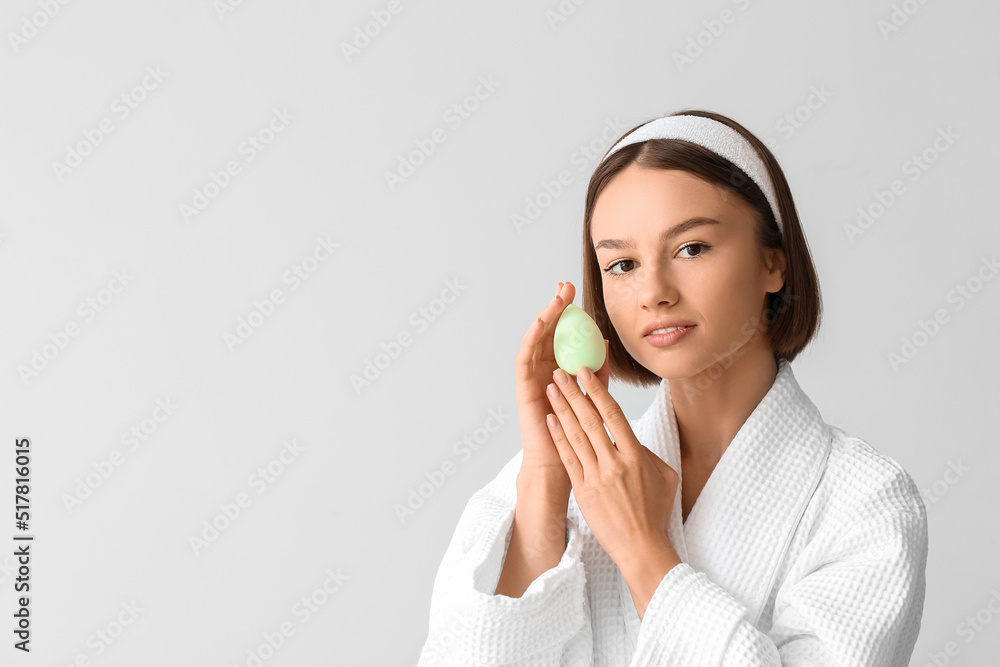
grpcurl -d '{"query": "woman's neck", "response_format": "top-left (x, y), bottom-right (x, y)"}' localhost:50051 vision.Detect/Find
top-left (670, 345), bottom-right (779, 468)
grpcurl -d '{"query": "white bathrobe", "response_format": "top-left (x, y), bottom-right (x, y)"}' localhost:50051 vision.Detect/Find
top-left (417, 358), bottom-right (928, 666)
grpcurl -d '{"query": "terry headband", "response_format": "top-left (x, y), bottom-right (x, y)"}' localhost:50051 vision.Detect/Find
top-left (600, 115), bottom-right (784, 233)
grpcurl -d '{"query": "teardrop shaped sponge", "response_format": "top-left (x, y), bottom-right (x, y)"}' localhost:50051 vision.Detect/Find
top-left (553, 303), bottom-right (607, 376)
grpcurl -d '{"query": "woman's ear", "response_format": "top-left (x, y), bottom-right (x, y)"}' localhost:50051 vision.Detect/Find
top-left (765, 247), bottom-right (787, 294)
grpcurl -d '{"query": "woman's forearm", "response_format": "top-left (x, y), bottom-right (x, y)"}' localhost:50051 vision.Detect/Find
top-left (493, 473), bottom-right (571, 598)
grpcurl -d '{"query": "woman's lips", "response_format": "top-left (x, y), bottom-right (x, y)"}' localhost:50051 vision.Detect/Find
top-left (644, 326), bottom-right (695, 347)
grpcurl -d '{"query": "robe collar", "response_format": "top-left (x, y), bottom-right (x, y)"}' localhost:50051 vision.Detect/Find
top-left (620, 357), bottom-right (833, 632)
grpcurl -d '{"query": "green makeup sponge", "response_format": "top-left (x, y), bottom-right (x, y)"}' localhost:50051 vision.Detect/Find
top-left (553, 303), bottom-right (606, 376)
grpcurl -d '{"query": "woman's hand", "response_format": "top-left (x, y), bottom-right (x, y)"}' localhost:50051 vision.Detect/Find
top-left (543, 363), bottom-right (680, 574)
top-left (496, 282), bottom-right (612, 599)
top-left (515, 281), bottom-right (610, 486)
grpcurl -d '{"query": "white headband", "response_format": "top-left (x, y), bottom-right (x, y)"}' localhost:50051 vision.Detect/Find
top-left (601, 115), bottom-right (783, 233)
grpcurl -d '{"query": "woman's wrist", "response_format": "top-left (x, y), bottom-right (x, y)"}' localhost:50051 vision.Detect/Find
top-left (512, 469), bottom-right (571, 557)
top-left (516, 468), bottom-right (571, 505)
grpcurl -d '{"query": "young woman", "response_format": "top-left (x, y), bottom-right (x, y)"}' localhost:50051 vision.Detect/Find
top-left (417, 110), bottom-right (928, 666)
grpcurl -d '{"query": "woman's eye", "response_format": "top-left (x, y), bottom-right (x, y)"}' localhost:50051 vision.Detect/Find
top-left (603, 259), bottom-right (635, 277)
top-left (602, 243), bottom-right (711, 278)
top-left (678, 242), bottom-right (710, 258)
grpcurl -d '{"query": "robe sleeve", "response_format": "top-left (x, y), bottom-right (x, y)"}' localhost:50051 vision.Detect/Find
top-left (630, 473), bottom-right (928, 666)
top-left (416, 450), bottom-right (593, 666)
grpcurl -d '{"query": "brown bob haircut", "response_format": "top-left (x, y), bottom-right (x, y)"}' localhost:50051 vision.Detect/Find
top-left (582, 109), bottom-right (822, 388)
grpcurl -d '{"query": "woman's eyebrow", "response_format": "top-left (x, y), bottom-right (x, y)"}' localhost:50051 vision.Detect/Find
top-left (593, 217), bottom-right (721, 251)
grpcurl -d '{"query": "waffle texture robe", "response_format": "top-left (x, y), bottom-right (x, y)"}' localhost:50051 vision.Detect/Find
top-left (417, 358), bottom-right (928, 666)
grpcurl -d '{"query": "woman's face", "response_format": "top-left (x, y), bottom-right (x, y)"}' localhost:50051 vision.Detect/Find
top-left (591, 164), bottom-right (785, 380)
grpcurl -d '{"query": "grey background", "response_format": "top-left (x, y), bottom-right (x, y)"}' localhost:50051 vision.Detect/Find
top-left (0, 0), bottom-right (996, 665)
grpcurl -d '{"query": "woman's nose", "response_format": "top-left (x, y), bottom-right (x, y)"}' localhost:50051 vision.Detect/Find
top-left (636, 268), bottom-right (679, 310)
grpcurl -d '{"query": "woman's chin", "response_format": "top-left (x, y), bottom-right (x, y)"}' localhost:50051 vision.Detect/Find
top-left (641, 355), bottom-right (702, 382)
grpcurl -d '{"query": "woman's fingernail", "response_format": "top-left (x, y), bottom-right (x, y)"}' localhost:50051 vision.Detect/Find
top-left (553, 368), bottom-right (570, 386)
top-left (577, 366), bottom-right (593, 382)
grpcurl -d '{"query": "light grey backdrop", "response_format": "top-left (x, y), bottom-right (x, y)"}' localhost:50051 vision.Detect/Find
top-left (1, 1), bottom-right (996, 665)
